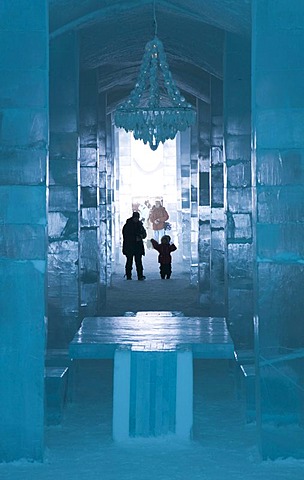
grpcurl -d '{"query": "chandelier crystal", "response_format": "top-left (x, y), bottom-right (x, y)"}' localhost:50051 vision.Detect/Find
top-left (114, 36), bottom-right (196, 150)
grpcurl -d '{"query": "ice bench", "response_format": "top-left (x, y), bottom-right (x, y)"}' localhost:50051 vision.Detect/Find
top-left (69, 315), bottom-right (234, 440)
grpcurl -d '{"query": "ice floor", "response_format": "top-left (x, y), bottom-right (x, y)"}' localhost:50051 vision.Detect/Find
top-left (1, 250), bottom-right (304, 479)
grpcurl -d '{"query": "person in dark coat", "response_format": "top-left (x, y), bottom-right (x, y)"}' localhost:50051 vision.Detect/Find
top-left (150, 235), bottom-right (177, 279)
top-left (122, 211), bottom-right (147, 280)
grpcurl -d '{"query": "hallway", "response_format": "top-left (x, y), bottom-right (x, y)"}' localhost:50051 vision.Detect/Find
top-left (1, 0), bottom-right (304, 467)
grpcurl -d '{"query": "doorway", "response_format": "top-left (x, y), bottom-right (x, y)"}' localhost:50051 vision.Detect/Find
top-left (114, 129), bottom-right (181, 267)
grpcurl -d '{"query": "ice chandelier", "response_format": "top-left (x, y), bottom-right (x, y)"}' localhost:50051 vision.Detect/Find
top-left (114, 1), bottom-right (196, 151)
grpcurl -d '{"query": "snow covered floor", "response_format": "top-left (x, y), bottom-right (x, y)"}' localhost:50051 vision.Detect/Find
top-left (103, 248), bottom-right (205, 317)
top-left (2, 360), bottom-right (304, 480)
top-left (1, 250), bottom-right (304, 479)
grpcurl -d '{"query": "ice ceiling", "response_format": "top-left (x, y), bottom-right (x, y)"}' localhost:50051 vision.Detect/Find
top-left (49, 0), bottom-right (251, 110)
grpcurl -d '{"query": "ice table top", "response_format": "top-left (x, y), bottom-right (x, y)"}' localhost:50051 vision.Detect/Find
top-left (69, 316), bottom-right (234, 359)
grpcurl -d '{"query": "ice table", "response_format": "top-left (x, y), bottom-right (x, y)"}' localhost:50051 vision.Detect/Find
top-left (69, 315), bottom-right (234, 440)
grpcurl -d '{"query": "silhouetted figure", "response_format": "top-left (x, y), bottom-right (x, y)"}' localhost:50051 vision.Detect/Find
top-left (151, 235), bottom-right (177, 279)
top-left (149, 200), bottom-right (169, 242)
top-left (122, 211), bottom-right (147, 280)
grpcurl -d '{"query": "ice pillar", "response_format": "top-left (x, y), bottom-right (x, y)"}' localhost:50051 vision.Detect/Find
top-left (210, 77), bottom-right (225, 316)
top-left (189, 104), bottom-right (199, 285)
top-left (252, 0), bottom-right (304, 458)
top-left (79, 70), bottom-right (102, 315)
top-left (48, 32), bottom-right (80, 346)
top-left (224, 33), bottom-right (253, 347)
top-left (106, 113), bottom-right (114, 286)
top-left (176, 130), bottom-right (191, 264)
top-left (197, 76), bottom-right (225, 316)
top-left (252, 0), bottom-right (304, 350)
top-left (113, 128), bottom-right (121, 266)
top-left (197, 94), bottom-right (211, 311)
top-left (0, 1), bottom-right (48, 461)
top-left (98, 93), bottom-right (112, 293)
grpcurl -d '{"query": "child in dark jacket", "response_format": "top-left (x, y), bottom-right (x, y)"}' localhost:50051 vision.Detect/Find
top-left (150, 235), bottom-right (177, 279)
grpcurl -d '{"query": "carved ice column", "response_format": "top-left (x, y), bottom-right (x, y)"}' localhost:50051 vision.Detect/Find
top-left (197, 94), bottom-right (211, 312)
top-left (0, 0), bottom-right (48, 461)
top-left (224, 33), bottom-right (253, 347)
top-left (113, 128), bottom-right (121, 266)
top-left (79, 70), bottom-right (101, 316)
top-left (210, 77), bottom-right (225, 316)
top-left (252, 0), bottom-right (304, 352)
top-left (48, 32), bottom-right (80, 346)
top-left (197, 78), bottom-right (225, 317)
top-left (190, 103), bottom-right (200, 285)
top-left (252, 0), bottom-right (304, 459)
top-left (98, 94), bottom-right (108, 303)
top-left (106, 113), bottom-right (114, 285)
top-left (176, 130), bottom-right (191, 265)
top-left (98, 93), bottom-right (113, 297)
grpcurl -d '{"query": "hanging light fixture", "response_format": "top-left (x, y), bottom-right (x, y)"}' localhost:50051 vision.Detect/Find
top-left (114, 0), bottom-right (196, 151)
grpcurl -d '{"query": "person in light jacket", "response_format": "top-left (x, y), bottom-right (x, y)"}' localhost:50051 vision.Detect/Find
top-left (149, 200), bottom-right (169, 242)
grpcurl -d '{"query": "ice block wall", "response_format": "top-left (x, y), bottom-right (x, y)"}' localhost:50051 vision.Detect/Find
top-left (48, 32), bottom-right (80, 347)
top-left (176, 130), bottom-right (191, 265)
top-left (99, 93), bottom-right (113, 291)
top-left (196, 76), bottom-right (225, 318)
top-left (79, 70), bottom-right (103, 316)
top-left (252, 0), bottom-right (304, 350)
top-left (113, 128), bottom-right (122, 267)
top-left (190, 102), bottom-right (200, 285)
top-left (252, 0), bottom-right (304, 458)
top-left (0, 1), bottom-right (48, 461)
top-left (106, 113), bottom-right (114, 286)
top-left (224, 33), bottom-right (253, 348)
top-left (197, 94), bottom-right (211, 310)
top-left (210, 77), bottom-right (225, 317)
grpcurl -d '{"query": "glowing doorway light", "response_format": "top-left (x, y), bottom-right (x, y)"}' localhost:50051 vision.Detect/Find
top-left (131, 135), bottom-right (164, 197)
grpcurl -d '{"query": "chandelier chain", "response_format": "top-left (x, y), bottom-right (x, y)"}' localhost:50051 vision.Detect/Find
top-left (153, 0), bottom-right (158, 36)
